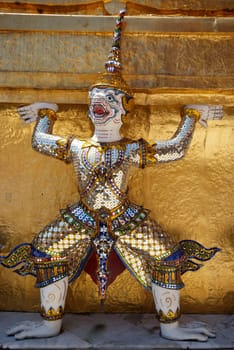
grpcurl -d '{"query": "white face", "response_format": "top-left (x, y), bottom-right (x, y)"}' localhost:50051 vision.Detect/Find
top-left (88, 87), bottom-right (126, 126)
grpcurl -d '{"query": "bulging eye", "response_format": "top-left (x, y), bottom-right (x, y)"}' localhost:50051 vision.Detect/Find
top-left (106, 94), bottom-right (114, 102)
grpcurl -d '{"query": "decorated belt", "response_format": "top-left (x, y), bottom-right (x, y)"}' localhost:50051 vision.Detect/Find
top-left (60, 199), bottom-right (149, 237)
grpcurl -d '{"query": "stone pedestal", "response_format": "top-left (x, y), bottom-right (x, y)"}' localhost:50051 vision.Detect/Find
top-left (0, 312), bottom-right (233, 349)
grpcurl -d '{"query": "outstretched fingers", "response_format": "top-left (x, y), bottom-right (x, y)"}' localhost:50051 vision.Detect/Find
top-left (18, 105), bottom-right (31, 112)
top-left (207, 105), bottom-right (224, 120)
top-left (18, 106), bottom-right (34, 115)
top-left (18, 106), bottom-right (38, 123)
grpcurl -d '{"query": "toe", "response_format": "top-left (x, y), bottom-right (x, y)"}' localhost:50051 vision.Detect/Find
top-left (15, 331), bottom-right (28, 340)
top-left (196, 334), bottom-right (208, 342)
top-left (195, 327), bottom-right (216, 338)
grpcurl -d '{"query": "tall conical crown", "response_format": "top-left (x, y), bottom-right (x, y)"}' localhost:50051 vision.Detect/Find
top-left (90, 9), bottom-right (132, 97)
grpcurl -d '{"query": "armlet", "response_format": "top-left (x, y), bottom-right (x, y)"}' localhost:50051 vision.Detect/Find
top-left (54, 135), bottom-right (75, 163)
top-left (181, 108), bottom-right (200, 122)
top-left (38, 108), bottom-right (57, 121)
top-left (141, 139), bottom-right (157, 168)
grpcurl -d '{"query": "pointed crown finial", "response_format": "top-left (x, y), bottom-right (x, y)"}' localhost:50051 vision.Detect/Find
top-left (90, 9), bottom-right (133, 98)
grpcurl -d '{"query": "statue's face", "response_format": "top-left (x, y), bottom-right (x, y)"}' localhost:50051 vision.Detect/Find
top-left (88, 87), bottom-right (126, 126)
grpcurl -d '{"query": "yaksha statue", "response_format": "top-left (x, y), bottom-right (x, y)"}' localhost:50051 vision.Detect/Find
top-left (1, 10), bottom-right (222, 342)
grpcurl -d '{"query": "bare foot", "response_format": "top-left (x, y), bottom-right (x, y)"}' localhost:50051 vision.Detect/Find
top-left (160, 321), bottom-right (216, 342)
top-left (6, 319), bottom-right (62, 339)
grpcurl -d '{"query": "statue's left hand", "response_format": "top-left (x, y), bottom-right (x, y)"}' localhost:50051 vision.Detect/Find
top-left (183, 104), bottom-right (224, 128)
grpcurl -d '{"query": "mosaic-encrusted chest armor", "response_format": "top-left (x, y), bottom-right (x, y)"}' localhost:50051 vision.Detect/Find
top-left (33, 110), bottom-right (197, 211)
top-left (72, 139), bottom-right (144, 210)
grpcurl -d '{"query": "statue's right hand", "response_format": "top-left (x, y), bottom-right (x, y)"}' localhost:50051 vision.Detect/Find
top-left (18, 102), bottom-right (58, 124)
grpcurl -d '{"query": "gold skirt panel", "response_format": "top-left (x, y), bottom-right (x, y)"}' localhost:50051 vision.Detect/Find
top-left (32, 213), bottom-right (178, 288)
top-left (32, 217), bottom-right (92, 283)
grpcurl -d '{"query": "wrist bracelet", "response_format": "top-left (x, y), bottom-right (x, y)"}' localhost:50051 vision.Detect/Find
top-left (38, 108), bottom-right (57, 121)
top-left (181, 108), bottom-right (200, 122)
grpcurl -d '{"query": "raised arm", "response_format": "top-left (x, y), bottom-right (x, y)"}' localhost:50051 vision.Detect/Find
top-left (18, 103), bottom-right (74, 163)
top-left (154, 105), bottom-right (223, 163)
top-left (126, 105), bottom-right (223, 168)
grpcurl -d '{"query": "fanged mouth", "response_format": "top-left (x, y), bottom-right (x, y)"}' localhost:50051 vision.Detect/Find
top-left (92, 103), bottom-right (108, 118)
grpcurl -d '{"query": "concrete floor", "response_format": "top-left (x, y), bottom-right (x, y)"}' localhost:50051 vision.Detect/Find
top-left (0, 312), bottom-right (233, 349)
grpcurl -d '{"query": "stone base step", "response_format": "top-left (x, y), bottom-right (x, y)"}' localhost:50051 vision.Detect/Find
top-left (0, 312), bottom-right (233, 349)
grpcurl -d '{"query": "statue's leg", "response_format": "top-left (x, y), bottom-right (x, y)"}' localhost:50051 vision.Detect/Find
top-left (7, 260), bottom-right (68, 340)
top-left (3, 208), bottom-right (93, 340)
top-left (114, 212), bottom-right (219, 342)
top-left (152, 283), bottom-right (216, 341)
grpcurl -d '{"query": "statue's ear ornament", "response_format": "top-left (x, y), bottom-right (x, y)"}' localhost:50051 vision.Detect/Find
top-left (90, 9), bottom-right (134, 107)
top-left (122, 94), bottom-right (135, 116)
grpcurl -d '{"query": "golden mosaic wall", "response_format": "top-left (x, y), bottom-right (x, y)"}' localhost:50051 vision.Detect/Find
top-left (0, 1), bottom-right (233, 314)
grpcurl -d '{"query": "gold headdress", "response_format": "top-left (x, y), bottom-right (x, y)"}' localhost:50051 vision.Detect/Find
top-left (90, 9), bottom-right (133, 100)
